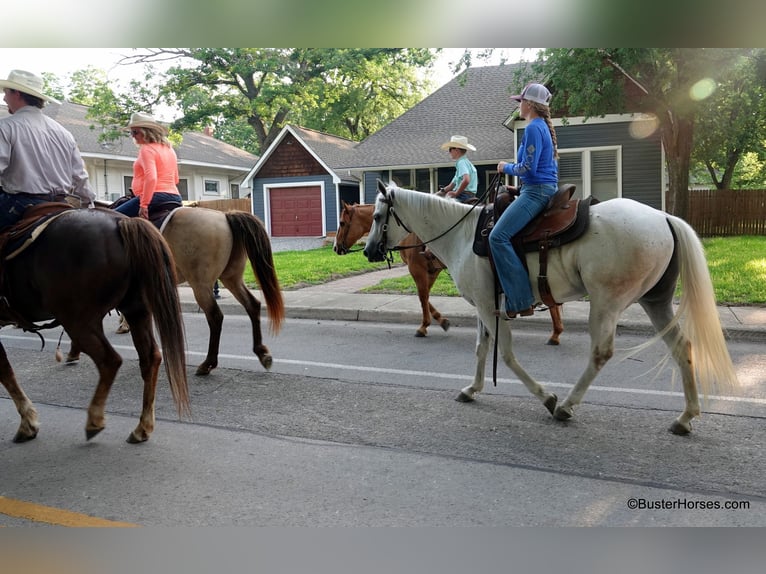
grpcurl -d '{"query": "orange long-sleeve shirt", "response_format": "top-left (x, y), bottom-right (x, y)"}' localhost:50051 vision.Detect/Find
top-left (132, 142), bottom-right (180, 208)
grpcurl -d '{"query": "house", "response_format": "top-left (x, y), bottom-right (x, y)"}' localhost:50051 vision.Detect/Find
top-left (0, 102), bottom-right (258, 203)
top-left (243, 64), bottom-right (664, 238)
top-left (244, 125), bottom-right (360, 237)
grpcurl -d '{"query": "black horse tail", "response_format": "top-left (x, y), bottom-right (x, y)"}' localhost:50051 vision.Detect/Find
top-left (225, 211), bottom-right (285, 334)
top-left (118, 218), bottom-right (191, 418)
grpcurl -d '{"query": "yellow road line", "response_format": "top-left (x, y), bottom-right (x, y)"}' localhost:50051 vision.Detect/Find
top-left (0, 496), bottom-right (138, 527)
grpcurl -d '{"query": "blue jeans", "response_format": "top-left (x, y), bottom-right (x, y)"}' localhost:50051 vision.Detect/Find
top-left (115, 193), bottom-right (182, 217)
top-left (489, 183), bottom-right (557, 313)
top-left (0, 190), bottom-right (55, 231)
top-left (454, 191), bottom-right (476, 202)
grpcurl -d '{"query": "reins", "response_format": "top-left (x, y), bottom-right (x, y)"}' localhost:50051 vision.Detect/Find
top-left (380, 175), bottom-right (505, 386)
top-left (385, 175), bottom-right (499, 258)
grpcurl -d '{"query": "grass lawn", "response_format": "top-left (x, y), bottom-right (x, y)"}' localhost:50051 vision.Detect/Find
top-left (243, 236), bottom-right (766, 305)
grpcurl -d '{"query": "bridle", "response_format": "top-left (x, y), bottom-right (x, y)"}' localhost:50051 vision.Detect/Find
top-left (335, 206), bottom-right (365, 254)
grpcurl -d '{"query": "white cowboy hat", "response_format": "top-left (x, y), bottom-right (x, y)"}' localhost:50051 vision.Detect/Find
top-left (0, 69), bottom-right (60, 104)
top-left (126, 111), bottom-right (168, 135)
top-left (440, 135), bottom-right (476, 152)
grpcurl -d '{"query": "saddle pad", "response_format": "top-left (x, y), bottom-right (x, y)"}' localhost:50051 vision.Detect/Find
top-left (159, 205), bottom-right (188, 234)
top-left (4, 210), bottom-right (72, 261)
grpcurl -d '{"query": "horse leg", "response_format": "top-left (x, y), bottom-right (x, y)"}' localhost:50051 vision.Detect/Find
top-left (553, 308), bottom-right (620, 421)
top-left (66, 326), bottom-right (123, 440)
top-left (497, 321), bottom-right (558, 414)
top-left (123, 310), bottom-right (162, 443)
top-left (456, 318), bottom-right (491, 401)
top-left (221, 276), bottom-right (273, 370)
top-left (411, 263), bottom-right (433, 337)
top-left (191, 285), bottom-right (224, 376)
top-left (0, 342), bottom-right (40, 442)
top-left (639, 300), bottom-right (699, 435)
top-left (547, 304), bottom-right (564, 346)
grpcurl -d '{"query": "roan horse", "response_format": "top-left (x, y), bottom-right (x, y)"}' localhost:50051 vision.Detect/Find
top-left (364, 181), bottom-right (740, 434)
top-left (334, 200), bottom-right (565, 344)
top-left (70, 206), bottom-right (285, 376)
top-left (0, 207), bottom-right (189, 443)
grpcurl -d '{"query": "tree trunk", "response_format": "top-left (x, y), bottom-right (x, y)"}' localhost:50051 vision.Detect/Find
top-left (660, 113), bottom-right (694, 220)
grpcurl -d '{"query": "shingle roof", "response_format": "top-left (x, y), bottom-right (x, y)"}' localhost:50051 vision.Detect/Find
top-left (288, 125), bottom-right (358, 172)
top-left (343, 64), bottom-right (526, 169)
top-left (1, 102), bottom-right (258, 170)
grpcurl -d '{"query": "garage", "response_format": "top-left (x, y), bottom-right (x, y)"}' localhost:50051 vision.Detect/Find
top-left (269, 185), bottom-right (323, 237)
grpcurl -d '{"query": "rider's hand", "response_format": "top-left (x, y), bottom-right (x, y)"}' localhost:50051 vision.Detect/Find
top-left (139, 206), bottom-right (149, 219)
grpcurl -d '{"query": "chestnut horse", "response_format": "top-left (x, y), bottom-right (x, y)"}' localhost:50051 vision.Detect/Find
top-left (0, 207), bottom-right (189, 443)
top-left (70, 206), bottom-right (285, 376)
top-left (333, 201), bottom-right (564, 344)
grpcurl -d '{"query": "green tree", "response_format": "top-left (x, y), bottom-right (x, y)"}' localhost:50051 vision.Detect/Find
top-left (523, 48), bottom-right (751, 219)
top-left (691, 49), bottom-right (766, 189)
top-left (119, 48), bottom-right (436, 155)
top-left (44, 65), bottom-right (173, 145)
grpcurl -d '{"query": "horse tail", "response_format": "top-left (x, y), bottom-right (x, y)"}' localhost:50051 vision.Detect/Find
top-left (118, 217), bottom-right (191, 418)
top-left (667, 215), bottom-right (740, 397)
top-left (225, 211), bottom-right (285, 334)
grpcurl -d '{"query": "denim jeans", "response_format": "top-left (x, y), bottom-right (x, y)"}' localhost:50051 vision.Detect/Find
top-left (488, 183), bottom-right (557, 312)
top-left (0, 191), bottom-right (53, 231)
top-left (115, 193), bottom-right (182, 217)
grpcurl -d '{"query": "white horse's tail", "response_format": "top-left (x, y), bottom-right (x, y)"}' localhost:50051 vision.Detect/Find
top-left (668, 216), bottom-right (740, 397)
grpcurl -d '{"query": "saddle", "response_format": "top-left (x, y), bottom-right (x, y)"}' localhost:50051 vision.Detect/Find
top-left (0, 202), bottom-right (74, 261)
top-left (473, 184), bottom-right (597, 307)
top-left (104, 195), bottom-right (182, 229)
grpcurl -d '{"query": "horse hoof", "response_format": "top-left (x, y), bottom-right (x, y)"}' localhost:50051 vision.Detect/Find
top-left (669, 420), bottom-right (692, 436)
top-left (126, 431), bottom-right (149, 444)
top-left (65, 354), bottom-right (80, 364)
top-left (543, 394), bottom-right (558, 415)
top-left (455, 391), bottom-right (474, 403)
top-left (414, 330), bottom-right (426, 338)
top-left (553, 405), bottom-right (572, 421)
top-left (546, 339), bottom-right (560, 346)
top-left (259, 354), bottom-right (273, 370)
top-left (441, 319), bottom-right (450, 332)
top-left (195, 365), bottom-right (213, 376)
top-left (13, 430), bottom-right (38, 443)
top-left (85, 427), bottom-right (104, 441)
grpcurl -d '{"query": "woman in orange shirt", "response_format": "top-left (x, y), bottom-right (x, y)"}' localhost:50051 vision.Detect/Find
top-left (116, 112), bottom-right (182, 218)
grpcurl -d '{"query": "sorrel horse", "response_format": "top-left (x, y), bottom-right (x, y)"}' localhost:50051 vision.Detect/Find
top-left (333, 200), bottom-right (564, 344)
top-left (71, 205), bottom-right (285, 376)
top-left (364, 181), bottom-right (739, 434)
top-left (0, 207), bottom-right (189, 443)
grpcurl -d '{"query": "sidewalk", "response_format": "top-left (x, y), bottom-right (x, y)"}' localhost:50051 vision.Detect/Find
top-left (178, 265), bottom-right (766, 342)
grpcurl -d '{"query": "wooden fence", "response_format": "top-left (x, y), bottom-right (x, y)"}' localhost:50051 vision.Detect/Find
top-left (687, 189), bottom-right (766, 237)
top-left (185, 198), bottom-right (252, 212)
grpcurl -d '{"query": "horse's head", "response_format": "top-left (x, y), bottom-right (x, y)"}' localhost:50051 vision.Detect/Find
top-left (363, 180), bottom-right (408, 262)
top-left (333, 201), bottom-right (371, 255)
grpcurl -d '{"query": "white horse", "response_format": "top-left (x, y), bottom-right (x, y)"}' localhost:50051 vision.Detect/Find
top-left (363, 181), bottom-right (739, 434)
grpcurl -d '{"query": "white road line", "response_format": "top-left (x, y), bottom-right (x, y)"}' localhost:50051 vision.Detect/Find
top-left (6, 335), bottom-right (764, 406)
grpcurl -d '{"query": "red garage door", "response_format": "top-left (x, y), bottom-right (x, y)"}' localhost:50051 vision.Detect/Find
top-left (269, 186), bottom-right (323, 237)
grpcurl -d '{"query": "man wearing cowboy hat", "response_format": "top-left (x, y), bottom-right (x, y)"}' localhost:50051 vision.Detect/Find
top-left (0, 69), bottom-right (95, 231)
top-left (439, 135), bottom-right (477, 202)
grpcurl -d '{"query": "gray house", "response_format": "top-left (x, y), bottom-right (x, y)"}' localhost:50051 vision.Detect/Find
top-left (1, 101), bottom-right (258, 203)
top-left (246, 64), bottom-right (665, 237)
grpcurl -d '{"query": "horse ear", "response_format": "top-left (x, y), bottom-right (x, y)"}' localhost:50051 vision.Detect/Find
top-left (377, 179), bottom-right (387, 195)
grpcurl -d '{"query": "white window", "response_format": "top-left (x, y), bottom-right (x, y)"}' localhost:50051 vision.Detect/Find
top-left (204, 180), bottom-right (220, 195)
top-left (558, 147), bottom-right (620, 200)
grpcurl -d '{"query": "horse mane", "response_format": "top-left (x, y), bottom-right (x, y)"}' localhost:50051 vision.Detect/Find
top-left (388, 185), bottom-right (476, 244)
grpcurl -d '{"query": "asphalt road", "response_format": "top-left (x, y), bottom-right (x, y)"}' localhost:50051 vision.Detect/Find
top-left (0, 313), bottom-right (764, 527)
